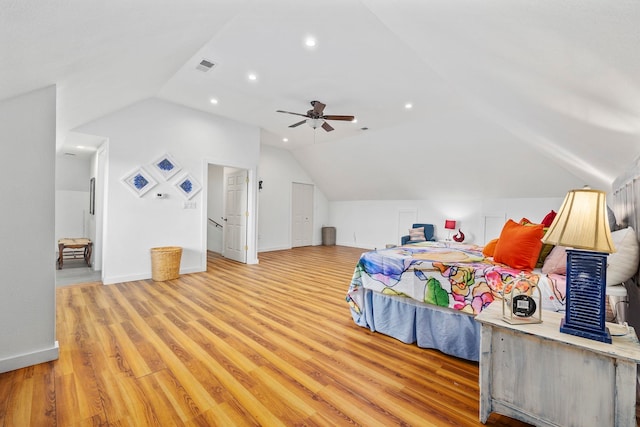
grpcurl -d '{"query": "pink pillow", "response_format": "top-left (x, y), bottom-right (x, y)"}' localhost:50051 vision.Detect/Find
top-left (409, 227), bottom-right (426, 242)
top-left (542, 246), bottom-right (567, 275)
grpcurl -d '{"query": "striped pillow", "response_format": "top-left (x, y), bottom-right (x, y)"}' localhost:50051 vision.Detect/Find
top-left (409, 227), bottom-right (426, 242)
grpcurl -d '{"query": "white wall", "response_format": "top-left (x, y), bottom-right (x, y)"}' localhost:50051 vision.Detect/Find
top-left (0, 86), bottom-right (58, 372)
top-left (329, 197), bottom-right (565, 250)
top-left (55, 190), bottom-right (89, 239)
top-left (55, 153), bottom-right (91, 248)
top-left (257, 144), bottom-right (329, 252)
top-left (56, 153), bottom-right (91, 190)
top-left (77, 98), bottom-right (260, 284)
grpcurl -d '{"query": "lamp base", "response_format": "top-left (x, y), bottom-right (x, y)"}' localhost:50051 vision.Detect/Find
top-left (560, 317), bottom-right (612, 344)
top-left (561, 249), bottom-right (612, 344)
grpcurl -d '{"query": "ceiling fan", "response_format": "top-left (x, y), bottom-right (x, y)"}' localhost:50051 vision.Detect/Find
top-left (276, 100), bottom-right (355, 132)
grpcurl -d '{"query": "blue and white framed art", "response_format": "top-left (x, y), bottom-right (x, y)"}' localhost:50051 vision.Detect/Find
top-left (152, 153), bottom-right (181, 180)
top-left (175, 173), bottom-right (201, 199)
top-left (121, 167), bottom-right (158, 197)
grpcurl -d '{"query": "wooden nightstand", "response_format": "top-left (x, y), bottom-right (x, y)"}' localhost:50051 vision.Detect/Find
top-left (476, 302), bottom-right (640, 427)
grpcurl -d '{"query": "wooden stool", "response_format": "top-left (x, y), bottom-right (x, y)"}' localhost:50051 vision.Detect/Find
top-left (57, 238), bottom-right (92, 269)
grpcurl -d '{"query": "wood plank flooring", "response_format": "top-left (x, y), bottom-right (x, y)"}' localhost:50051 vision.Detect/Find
top-left (0, 245), bottom-right (607, 426)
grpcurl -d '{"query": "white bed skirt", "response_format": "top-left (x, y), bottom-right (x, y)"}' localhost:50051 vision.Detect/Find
top-left (350, 289), bottom-right (480, 361)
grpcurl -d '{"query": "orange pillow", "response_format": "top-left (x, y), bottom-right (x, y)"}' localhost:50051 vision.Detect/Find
top-left (482, 238), bottom-right (499, 257)
top-left (493, 219), bottom-right (544, 270)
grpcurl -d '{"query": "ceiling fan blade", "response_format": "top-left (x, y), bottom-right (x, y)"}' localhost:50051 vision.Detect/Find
top-left (277, 110), bottom-right (309, 118)
top-left (321, 121), bottom-right (334, 132)
top-left (322, 115), bottom-right (355, 121)
top-left (311, 101), bottom-right (326, 115)
top-left (289, 120), bottom-right (307, 128)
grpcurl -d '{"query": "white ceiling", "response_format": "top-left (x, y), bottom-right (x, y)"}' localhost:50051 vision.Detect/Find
top-left (2, 0), bottom-right (640, 200)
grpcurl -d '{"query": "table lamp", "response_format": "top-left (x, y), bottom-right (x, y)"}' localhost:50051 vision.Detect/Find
top-left (542, 187), bottom-right (616, 343)
top-left (445, 219), bottom-right (456, 241)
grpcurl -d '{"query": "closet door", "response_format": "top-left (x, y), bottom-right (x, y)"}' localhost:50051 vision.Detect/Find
top-left (292, 183), bottom-right (313, 247)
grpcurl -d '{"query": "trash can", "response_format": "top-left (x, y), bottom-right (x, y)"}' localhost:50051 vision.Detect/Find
top-left (150, 246), bottom-right (182, 281)
top-left (322, 227), bottom-right (336, 246)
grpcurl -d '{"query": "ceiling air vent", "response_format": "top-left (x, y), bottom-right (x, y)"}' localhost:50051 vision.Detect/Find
top-left (196, 59), bottom-right (216, 72)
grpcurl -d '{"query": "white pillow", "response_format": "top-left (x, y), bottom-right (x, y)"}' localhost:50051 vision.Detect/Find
top-left (606, 227), bottom-right (639, 286)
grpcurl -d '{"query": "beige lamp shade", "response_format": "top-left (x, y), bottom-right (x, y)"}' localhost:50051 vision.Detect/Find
top-left (542, 188), bottom-right (616, 253)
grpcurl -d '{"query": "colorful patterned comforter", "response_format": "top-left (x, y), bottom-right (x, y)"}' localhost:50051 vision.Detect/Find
top-left (346, 242), bottom-right (566, 316)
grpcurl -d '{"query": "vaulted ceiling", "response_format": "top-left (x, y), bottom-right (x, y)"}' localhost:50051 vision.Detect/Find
top-left (2, 0), bottom-right (639, 200)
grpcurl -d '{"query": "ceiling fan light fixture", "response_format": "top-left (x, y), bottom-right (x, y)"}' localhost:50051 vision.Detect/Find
top-left (306, 118), bottom-right (323, 129)
top-left (277, 100), bottom-right (354, 133)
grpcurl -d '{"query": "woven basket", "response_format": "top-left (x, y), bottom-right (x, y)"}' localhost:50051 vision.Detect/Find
top-left (150, 246), bottom-right (182, 281)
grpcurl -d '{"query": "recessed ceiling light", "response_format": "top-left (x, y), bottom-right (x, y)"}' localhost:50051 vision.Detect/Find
top-left (405, 103), bottom-right (413, 109)
top-left (351, 118), bottom-right (358, 123)
top-left (248, 73), bottom-right (257, 81)
top-left (210, 98), bottom-right (218, 104)
top-left (304, 37), bottom-right (317, 48)
top-left (283, 138), bottom-right (289, 142)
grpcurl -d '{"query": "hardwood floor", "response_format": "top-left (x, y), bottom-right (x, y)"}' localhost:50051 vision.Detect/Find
top-left (1, 246), bottom-right (556, 426)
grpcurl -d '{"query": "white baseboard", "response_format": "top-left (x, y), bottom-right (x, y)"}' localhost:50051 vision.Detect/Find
top-left (102, 272), bottom-right (149, 285)
top-left (179, 266), bottom-right (205, 274)
top-left (102, 265), bottom-right (206, 285)
top-left (0, 341), bottom-right (59, 374)
top-left (258, 245), bottom-right (291, 253)
top-left (335, 241), bottom-right (374, 250)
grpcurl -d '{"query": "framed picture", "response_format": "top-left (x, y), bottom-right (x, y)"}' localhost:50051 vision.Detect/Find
top-left (121, 167), bottom-right (158, 197)
top-left (152, 153), bottom-right (181, 181)
top-left (175, 173), bottom-right (201, 199)
top-left (89, 177), bottom-right (95, 215)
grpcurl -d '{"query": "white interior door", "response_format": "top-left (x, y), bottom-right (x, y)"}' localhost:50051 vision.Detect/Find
top-left (223, 169), bottom-right (247, 263)
top-left (292, 183), bottom-right (313, 247)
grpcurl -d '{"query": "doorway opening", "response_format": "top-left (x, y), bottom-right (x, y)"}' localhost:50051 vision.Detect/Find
top-left (207, 164), bottom-right (249, 263)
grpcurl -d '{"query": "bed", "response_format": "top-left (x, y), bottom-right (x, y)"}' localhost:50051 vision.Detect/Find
top-left (346, 240), bottom-right (567, 361)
